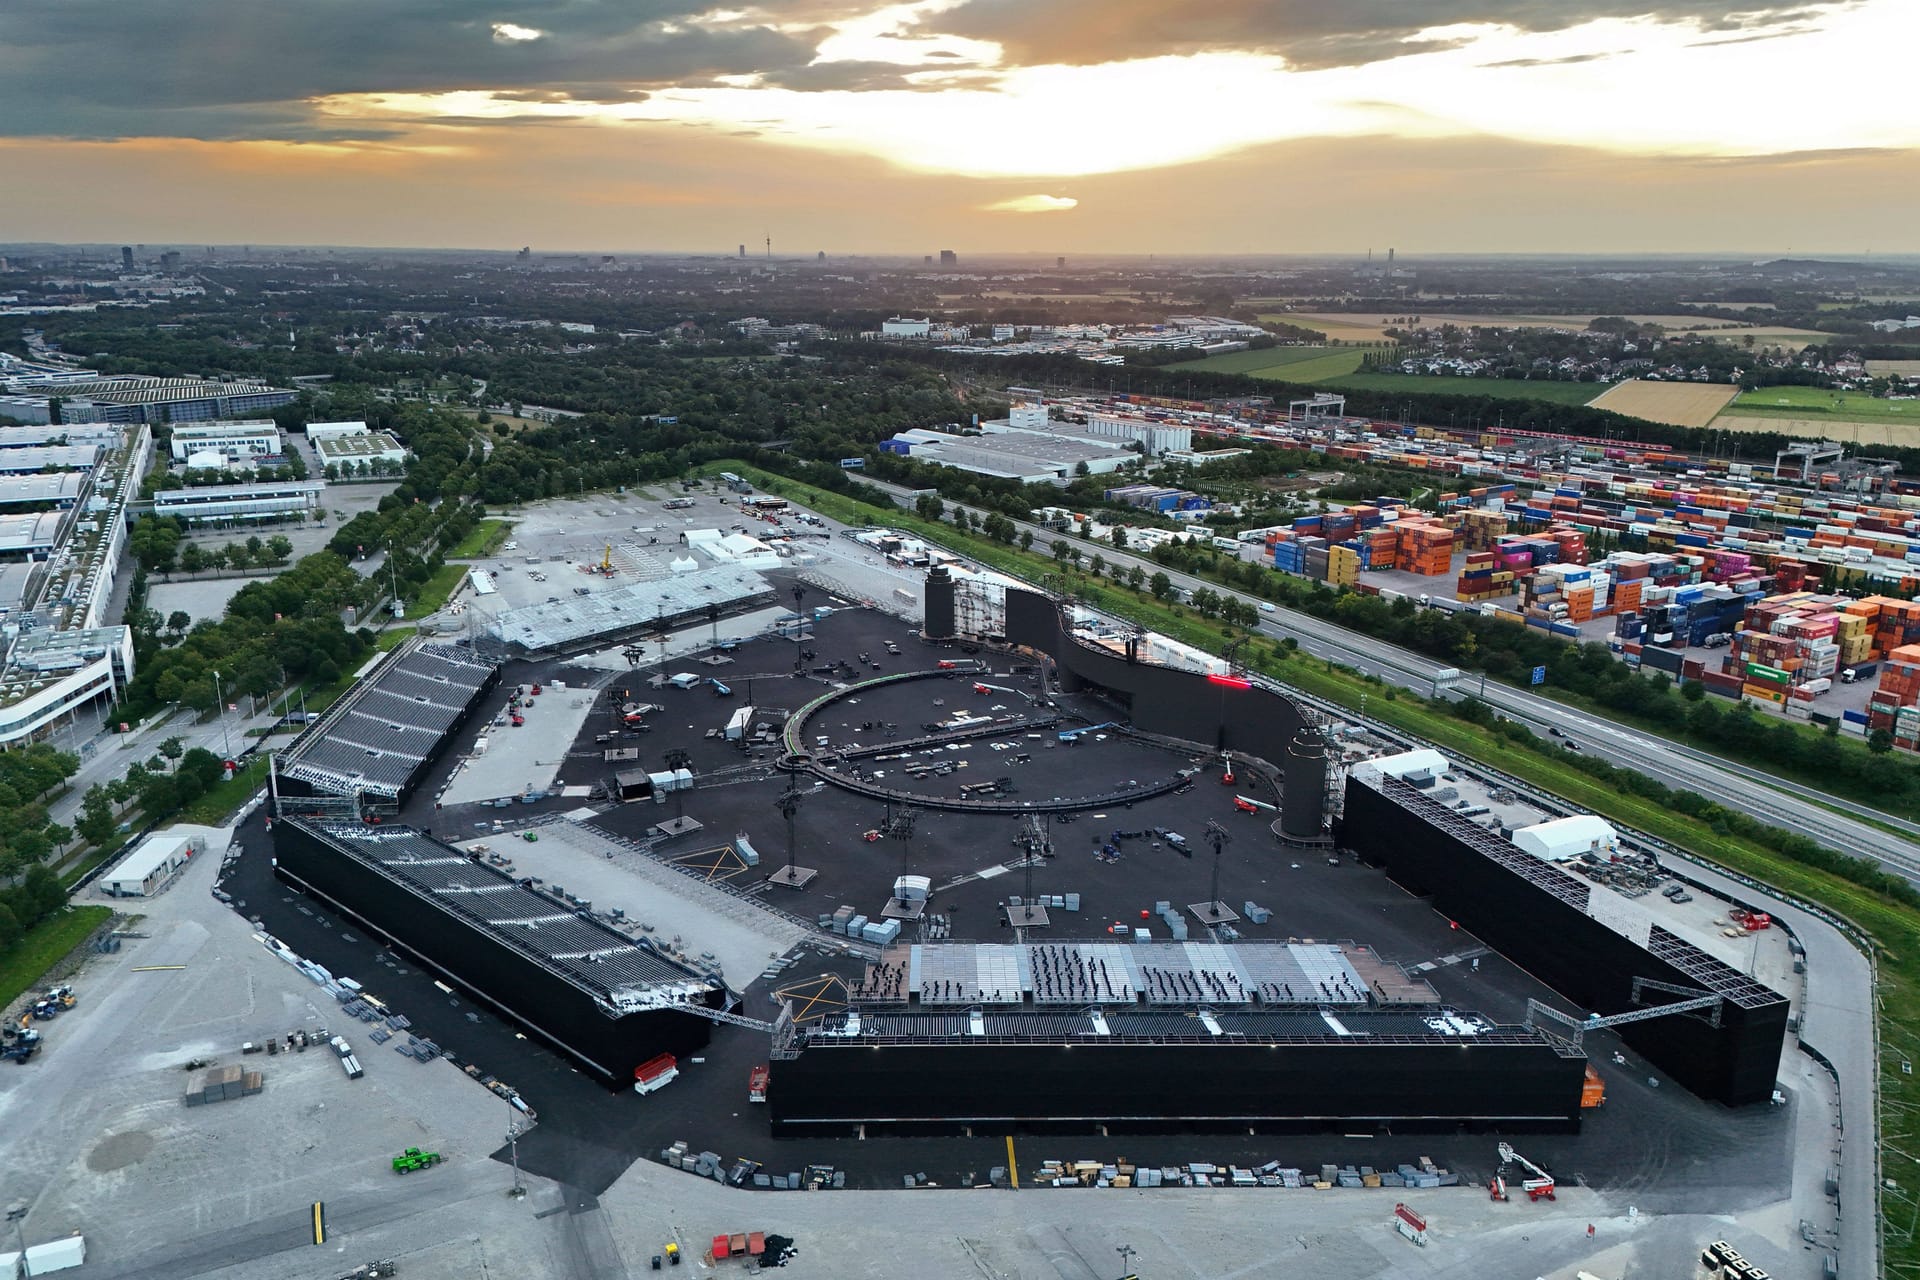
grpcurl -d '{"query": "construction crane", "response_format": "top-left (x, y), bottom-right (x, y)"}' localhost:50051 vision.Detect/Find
top-left (601, 543), bottom-right (615, 576)
top-left (1490, 1142), bottom-right (1555, 1202)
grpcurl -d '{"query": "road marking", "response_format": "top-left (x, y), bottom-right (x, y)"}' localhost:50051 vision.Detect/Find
top-left (312, 1201), bottom-right (325, 1244)
top-left (1005, 1136), bottom-right (1019, 1190)
top-left (129, 965), bottom-right (186, 972)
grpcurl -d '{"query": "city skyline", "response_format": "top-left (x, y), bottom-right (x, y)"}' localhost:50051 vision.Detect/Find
top-left (1, 0), bottom-right (1915, 253)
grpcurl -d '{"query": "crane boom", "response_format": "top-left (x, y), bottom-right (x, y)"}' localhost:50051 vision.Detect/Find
top-left (1492, 1142), bottom-right (1557, 1202)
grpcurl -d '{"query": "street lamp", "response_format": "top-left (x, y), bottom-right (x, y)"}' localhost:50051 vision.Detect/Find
top-left (505, 1094), bottom-right (527, 1199)
top-left (209, 670), bottom-right (232, 760)
top-left (1115, 1243), bottom-right (1136, 1278)
top-left (8, 1202), bottom-right (31, 1279)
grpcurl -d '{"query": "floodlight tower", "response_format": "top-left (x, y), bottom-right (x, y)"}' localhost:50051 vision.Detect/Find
top-left (886, 804), bottom-right (917, 881)
top-left (1190, 818), bottom-right (1239, 927)
top-left (790, 584), bottom-right (807, 676)
top-left (652, 607), bottom-right (670, 687)
top-left (768, 772), bottom-right (816, 888)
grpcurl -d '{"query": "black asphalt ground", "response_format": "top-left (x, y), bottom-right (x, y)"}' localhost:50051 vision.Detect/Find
top-left (220, 589), bottom-right (1793, 1209)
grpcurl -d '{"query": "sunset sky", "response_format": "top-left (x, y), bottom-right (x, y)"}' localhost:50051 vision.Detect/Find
top-left (3, 0), bottom-right (1915, 254)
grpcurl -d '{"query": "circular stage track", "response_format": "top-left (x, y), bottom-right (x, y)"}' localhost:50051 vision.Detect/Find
top-left (787, 666), bottom-right (1216, 813)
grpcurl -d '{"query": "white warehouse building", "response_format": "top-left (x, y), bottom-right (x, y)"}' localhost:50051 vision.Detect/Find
top-left (167, 420), bottom-right (283, 464)
top-left (1084, 413), bottom-right (1192, 455)
top-left (98, 831), bottom-right (204, 898)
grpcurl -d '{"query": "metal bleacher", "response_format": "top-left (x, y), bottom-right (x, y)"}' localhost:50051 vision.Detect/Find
top-left (278, 640), bottom-right (494, 801)
top-left (309, 824), bottom-right (718, 1015)
top-left (856, 941), bottom-right (1399, 1010)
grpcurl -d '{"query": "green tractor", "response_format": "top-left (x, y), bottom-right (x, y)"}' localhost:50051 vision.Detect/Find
top-left (391, 1147), bottom-right (444, 1174)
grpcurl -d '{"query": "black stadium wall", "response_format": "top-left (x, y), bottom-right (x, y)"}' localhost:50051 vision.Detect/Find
top-left (1339, 774), bottom-right (1789, 1107)
top-left (272, 819), bottom-right (718, 1086)
top-left (771, 1039), bottom-right (1586, 1135)
top-left (988, 583), bottom-right (1328, 839)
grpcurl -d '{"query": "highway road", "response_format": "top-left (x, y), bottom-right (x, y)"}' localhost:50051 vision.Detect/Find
top-left (868, 481), bottom-right (1920, 881)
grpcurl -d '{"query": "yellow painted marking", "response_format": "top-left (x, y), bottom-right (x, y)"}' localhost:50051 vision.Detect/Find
top-left (312, 1202), bottom-right (325, 1244)
top-left (1006, 1136), bottom-right (1019, 1190)
top-left (130, 965), bottom-right (186, 972)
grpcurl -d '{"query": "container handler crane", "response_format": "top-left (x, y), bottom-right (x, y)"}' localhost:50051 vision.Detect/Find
top-left (1490, 1142), bottom-right (1555, 1202)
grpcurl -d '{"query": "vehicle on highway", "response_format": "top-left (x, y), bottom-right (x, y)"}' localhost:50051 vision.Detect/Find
top-left (1562, 740), bottom-right (1580, 751)
top-left (1258, 602), bottom-right (1275, 613)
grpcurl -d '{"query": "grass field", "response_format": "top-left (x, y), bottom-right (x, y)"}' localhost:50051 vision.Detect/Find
top-left (409, 561), bottom-right (472, 616)
top-left (446, 519), bottom-right (513, 559)
top-left (1323, 372), bottom-right (1604, 405)
top-left (1587, 379), bottom-right (1740, 428)
top-left (1722, 385), bottom-right (1920, 425)
top-left (0, 906), bottom-right (112, 1011)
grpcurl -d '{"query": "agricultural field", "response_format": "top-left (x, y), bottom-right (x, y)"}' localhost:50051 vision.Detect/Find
top-left (1261, 311), bottom-right (1828, 348)
top-left (1588, 379), bottom-right (1740, 428)
top-left (1868, 359), bottom-right (1920, 377)
top-left (1321, 372), bottom-right (1605, 405)
top-left (1722, 385), bottom-right (1920, 425)
top-left (1703, 327), bottom-right (1833, 350)
top-left (1167, 346), bottom-right (1365, 381)
top-left (1709, 416), bottom-right (1920, 447)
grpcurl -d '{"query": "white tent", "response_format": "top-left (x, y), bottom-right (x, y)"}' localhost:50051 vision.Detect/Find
top-left (1512, 814), bottom-right (1618, 863)
top-left (1365, 748), bottom-right (1448, 780)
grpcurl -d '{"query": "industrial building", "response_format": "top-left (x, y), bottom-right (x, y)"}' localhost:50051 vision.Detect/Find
top-left (0, 446), bottom-right (100, 474)
top-left (313, 431), bottom-right (409, 470)
top-left (150, 479), bottom-right (325, 525)
top-left (274, 640), bottom-right (498, 810)
top-left (0, 512), bottom-right (69, 558)
top-left (0, 376), bottom-right (297, 425)
top-left (880, 427), bottom-right (1133, 484)
top-left (0, 473), bottom-right (86, 510)
top-left (0, 421), bottom-right (145, 746)
top-left (1339, 767), bottom-right (1789, 1106)
top-left (483, 564), bottom-right (775, 656)
top-left (167, 420), bottom-right (283, 464)
top-left (302, 420), bottom-right (373, 444)
top-left (770, 941), bottom-right (1584, 1134)
top-left (0, 423), bottom-right (124, 450)
top-left (97, 832), bottom-right (201, 897)
top-left (270, 820), bottom-right (725, 1086)
top-left (1081, 411), bottom-right (1192, 455)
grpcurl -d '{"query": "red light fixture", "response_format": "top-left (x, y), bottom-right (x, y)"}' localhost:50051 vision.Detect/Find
top-left (1207, 673), bottom-right (1252, 690)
